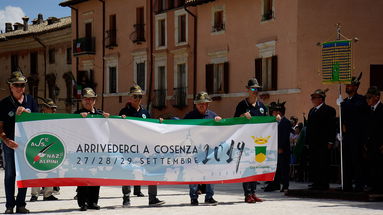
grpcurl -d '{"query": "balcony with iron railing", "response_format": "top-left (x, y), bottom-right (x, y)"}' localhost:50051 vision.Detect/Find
top-left (153, 89), bottom-right (167, 109)
top-left (262, 10), bottom-right (273, 21)
top-left (173, 87), bottom-right (187, 108)
top-left (73, 37), bottom-right (96, 56)
top-left (132, 24), bottom-right (145, 44)
top-left (106, 29), bottom-right (117, 48)
top-left (212, 23), bottom-right (225, 32)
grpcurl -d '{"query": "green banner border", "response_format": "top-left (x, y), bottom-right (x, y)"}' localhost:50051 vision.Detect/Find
top-left (16, 113), bottom-right (276, 126)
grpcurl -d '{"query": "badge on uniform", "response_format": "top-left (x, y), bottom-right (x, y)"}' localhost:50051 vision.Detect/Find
top-left (142, 114), bottom-right (146, 119)
top-left (8, 111), bottom-right (14, 117)
top-left (259, 108), bottom-right (264, 114)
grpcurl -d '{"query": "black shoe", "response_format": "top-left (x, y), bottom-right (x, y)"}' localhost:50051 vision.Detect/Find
top-left (29, 195), bottom-right (38, 202)
top-left (264, 184), bottom-right (280, 192)
top-left (4, 208), bottom-right (13, 214)
top-left (43, 195), bottom-right (58, 201)
top-left (135, 192), bottom-right (145, 197)
top-left (191, 199), bottom-right (199, 206)
top-left (87, 203), bottom-right (100, 210)
top-left (280, 186), bottom-right (289, 192)
top-left (79, 206), bottom-right (87, 211)
top-left (15, 207), bottom-right (30, 214)
top-left (122, 196), bottom-right (130, 208)
top-left (149, 198), bottom-right (165, 206)
top-left (204, 198), bottom-right (218, 206)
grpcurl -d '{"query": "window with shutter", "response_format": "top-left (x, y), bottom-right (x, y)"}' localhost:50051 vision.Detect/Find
top-left (205, 64), bottom-right (214, 94)
top-left (255, 56), bottom-right (278, 91)
top-left (206, 63), bottom-right (229, 94)
top-left (136, 62), bottom-right (146, 91)
top-left (224, 62), bottom-right (229, 93)
top-left (370, 65), bottom-right (383, 90)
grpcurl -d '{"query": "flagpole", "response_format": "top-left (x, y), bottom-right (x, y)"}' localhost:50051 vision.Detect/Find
top-left (336, 23), bottom-right (344, 190)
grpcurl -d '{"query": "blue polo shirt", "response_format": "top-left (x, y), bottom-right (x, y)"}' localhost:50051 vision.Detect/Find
top-left (184, 109), bottom-right (218, 120)
top-left (119, 104), bottom-right (151, 119)
top-left (0, 94), bottom-right (39, 140)
top-left (234, 98), bottom-right (267, 117)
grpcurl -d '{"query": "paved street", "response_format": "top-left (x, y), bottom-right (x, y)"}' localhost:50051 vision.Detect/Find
top-left (0, 171), bottom-right (382, 215)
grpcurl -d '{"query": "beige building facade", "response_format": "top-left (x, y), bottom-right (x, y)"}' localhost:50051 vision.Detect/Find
top-left (60, 0), bottom-right (383, 119)
top-left (0, 15), bottom-right (73, 113)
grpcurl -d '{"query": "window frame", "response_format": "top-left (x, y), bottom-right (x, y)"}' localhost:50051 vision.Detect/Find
top-left (211, 5), bottom-right (226, 35)
top-left (133, 52), bottom-right (148, 93)
top-left (105, 57), bottom-right (119, 94)
top-left (155, 13), bottom-right (167, 49)
top-left (261, 0), bottom-right (275, 22)
top-left (174, 9), bottom-right (188, 46)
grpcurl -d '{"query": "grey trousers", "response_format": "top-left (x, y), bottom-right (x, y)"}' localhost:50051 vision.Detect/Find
top-left (122, 185), bottom-right (157, 201)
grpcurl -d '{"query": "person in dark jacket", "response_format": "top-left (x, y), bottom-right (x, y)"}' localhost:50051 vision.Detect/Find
top-left (264, 101), bottom-right (291, 192)
top-left (119, 85), bottom-right (165, 207)
top-left (184, 91), bottom-right (222, 206)
top-left (341, 74), bottom-right (369, 192)
top-left (365, 86), bottom-right (383, 193)
top-left (0, 71), bottom-right (39, 214)
top-left (306, 89), bottom-right (336, 190)
top-left (75, 88), bottom-right (110, 211)
top-left (234, 78), bottom-right (266, 203)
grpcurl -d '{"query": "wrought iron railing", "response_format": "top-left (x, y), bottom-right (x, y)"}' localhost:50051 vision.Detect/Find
top-left (153, 89), bottom-right (167, 109)
top-left (73, 37), bottom-right (96, 56)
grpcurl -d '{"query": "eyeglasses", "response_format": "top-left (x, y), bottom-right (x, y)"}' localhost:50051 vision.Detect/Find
top-left (366, 95), bottom-right (374, 100)
top-left (12, 83), bottom-right (26, 88)
top-left (133, 95), bottom-right (143, 99)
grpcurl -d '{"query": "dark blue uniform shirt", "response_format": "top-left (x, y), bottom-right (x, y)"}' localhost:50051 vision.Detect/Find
top-left (119, 104), bottom-right (151, 119)
top-left (0, 94), bottom-right (38, 140)
top-left (184, 109), bottom-right (217, 120)
top-left (234, 99), bottom-right (267, 117)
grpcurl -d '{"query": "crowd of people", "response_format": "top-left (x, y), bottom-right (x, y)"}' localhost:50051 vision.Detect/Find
top-left (0, 71), bottom-right (382, 213)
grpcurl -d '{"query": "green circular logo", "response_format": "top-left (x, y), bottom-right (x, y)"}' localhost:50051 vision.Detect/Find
top-left (25, 133), bottom-right (66, 172)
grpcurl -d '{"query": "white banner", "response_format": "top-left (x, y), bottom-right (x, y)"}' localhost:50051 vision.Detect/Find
top-left (14, 113), bottom-right (277, 187)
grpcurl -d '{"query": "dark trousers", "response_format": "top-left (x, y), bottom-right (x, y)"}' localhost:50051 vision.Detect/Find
top-left (274, 153), bottom-right (290, 188)
top-left (342, 135), bottom-right (365, 189)
top-left (242, 182), bottom-right (257, 196)
top-left (367, 147), bottom-right (383, 192)
top-left (310, 146), bottom-right (330, 187)
top-left (122, 185), bottom-right (157, 201)
top-left (2, 144), bottom-right (27, 209)
top-left (77, 186), bottom-right (100, 207)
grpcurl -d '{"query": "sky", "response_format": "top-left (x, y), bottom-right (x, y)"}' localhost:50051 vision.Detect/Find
top-left (0, 0), bottom-right (70, 32)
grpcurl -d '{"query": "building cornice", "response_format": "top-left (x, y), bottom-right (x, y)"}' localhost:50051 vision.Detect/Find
top-left (59, 0), bottom-right (89, 7)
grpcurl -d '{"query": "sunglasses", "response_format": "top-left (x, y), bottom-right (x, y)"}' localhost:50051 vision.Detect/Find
top-left (250, 88), bottom-right (259, 92)
top-left (133, 95), bottom-right (143, 99)
top-left (12, 83), bottom-right (26, 88)
top-left (366, 95), bottom-right (374, 100)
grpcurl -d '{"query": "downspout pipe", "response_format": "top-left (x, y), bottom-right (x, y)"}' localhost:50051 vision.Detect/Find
top-left (69, 5), bottom-right (80, 110)
top-left (98, 0), bottom-right (106, 110)
top-left (184, 6), bottom-right (197, 99)
top-left (146, 0), bottom-right (154, 110)
top-left (32, 36), bottom-right (47, 98)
